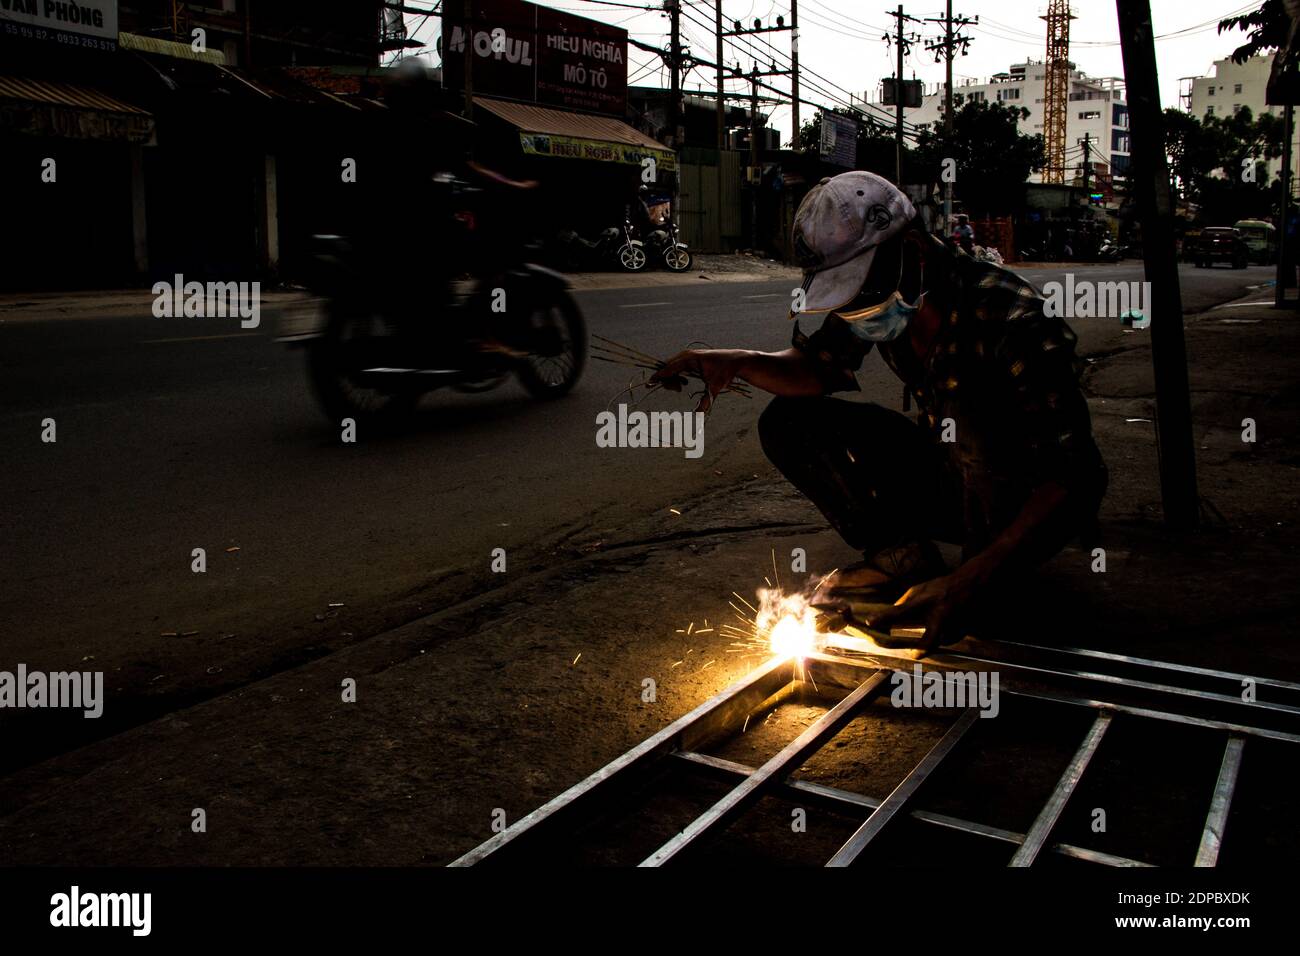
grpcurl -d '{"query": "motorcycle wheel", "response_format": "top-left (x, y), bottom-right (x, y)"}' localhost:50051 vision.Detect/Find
top-left (307, 308), bottom-right (418, 424)
top-left (618, 243), bottom-right (647, 272)
top-left (515, 290), bottom-right (587, 399)
top-left (664, 246), bottom-right (692, 272)
top-left (453, 371), bottom-right (510, 393)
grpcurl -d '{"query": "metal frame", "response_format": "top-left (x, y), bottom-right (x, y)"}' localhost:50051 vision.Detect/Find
top-left (1194, 735), bottom-right (1245, 867)
top-left (452, 642), bottom-right (1300, 867)
top-left (1009, 713), bottom-right (1111, 867)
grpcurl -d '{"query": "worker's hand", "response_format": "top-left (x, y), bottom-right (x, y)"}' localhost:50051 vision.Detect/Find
top-left (810, 564), bottom-right (894, 611)
top-left (866, 564), bottom-right (986, 652)
top-left (651, 349), bottom-right (744, 413)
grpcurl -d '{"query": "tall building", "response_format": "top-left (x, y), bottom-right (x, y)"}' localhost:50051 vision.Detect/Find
top-left (866, 59), bottom-right (1129, 190)
top-left (1182, 54), bottom-right (1299, 181)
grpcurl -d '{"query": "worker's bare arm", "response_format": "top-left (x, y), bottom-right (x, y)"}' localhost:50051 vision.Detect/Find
top-left (869, 480), bottom-right (1072, 650)
top-left (651, 347), bottom-right (826, 411)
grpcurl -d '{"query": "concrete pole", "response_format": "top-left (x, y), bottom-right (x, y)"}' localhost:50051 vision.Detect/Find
top-left (1116, 0), bottom-right (1199, 530)
top-left (895, 4), bottom-right (904, 184)
top-left (715, 0), bottom-right (725, 149)
top-left (1276, 104), bottom-right (1292, 306)
top-left (790, 0), bottom-right (800, 147)
top-left (943, 0), bottom-right (953, 232)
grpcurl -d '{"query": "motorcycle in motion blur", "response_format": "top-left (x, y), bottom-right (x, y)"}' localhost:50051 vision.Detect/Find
top-left (282, 167), bottom-right (586, 422)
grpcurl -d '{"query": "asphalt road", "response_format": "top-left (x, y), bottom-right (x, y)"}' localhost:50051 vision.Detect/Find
top-left (0, 263), bottom-right (1274, 761)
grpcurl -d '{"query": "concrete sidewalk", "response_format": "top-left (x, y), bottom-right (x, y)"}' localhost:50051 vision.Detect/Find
top-left (0, 288), bottom-right (1295, 866)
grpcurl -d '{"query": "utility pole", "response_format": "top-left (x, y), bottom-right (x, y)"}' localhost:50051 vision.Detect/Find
top-left (723, 16), bottom-right (794, 143)
top-left (1116, 0), bottom-right (1199, 530)
top-left (718, 16), bottom-right (792, 251)
top-left (895, 5), bottom-right (904, 182)
top-left (790, 0), bottom-right (800, 147)
top-left (668, 0), bottom-right (682, 148)
top-left (886, 6), bottom-right (920, 184)
top-left (943, 0), bottom-right (951, 224)
top-left (715, 0), bottom-right (725, 149)
top-left (462, 0), bottom-right (474, 120)
top-left (750, 68), bottom-right (760, 249)
top-left (925, 3), bottom-right (976, 233)
top-left (1276, 104), bottom-right (1293, 306)
top-left (1081, 131), bottom-right (1091, 200)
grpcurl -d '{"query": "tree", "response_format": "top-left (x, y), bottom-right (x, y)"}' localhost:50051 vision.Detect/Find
top-left (1164, 105), bottom-right (1285, 222)
top-left (911, 100), bottom-right (1045, 216)
top-left (1219, 0), bottom-right (1291, 64)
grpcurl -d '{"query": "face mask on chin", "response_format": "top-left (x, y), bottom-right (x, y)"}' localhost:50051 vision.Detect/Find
top-left (835, 260), bottom-right (925, 343)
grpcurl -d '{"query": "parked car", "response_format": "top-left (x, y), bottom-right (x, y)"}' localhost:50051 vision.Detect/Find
top-left (1189, 227), bottom-right (1249, 269)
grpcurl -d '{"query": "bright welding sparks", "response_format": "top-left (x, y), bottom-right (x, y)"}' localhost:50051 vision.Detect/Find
top-left (755, 590), bottom-right (823, 660)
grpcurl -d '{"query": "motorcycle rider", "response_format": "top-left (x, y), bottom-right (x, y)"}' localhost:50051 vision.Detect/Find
top-left (952, 213), bottom-right (975, 255)
top-left (631, 184), bottom-right (658, 236)
top-left (380, 60), bottom-right (535, 355)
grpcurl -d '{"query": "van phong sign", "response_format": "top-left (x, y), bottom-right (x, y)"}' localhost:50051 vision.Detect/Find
top-left (521, 132), bottom-right (676, 170)
top-left (0, 0), bottom-right (118, 52)
top-left (443, 0), bottom-right (627, 116)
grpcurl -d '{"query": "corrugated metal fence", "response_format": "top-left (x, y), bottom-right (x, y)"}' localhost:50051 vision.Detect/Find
top-left (676, 147), bottom-right (744, 252)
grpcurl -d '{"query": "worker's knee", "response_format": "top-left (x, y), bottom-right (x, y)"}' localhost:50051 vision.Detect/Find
top-left (757, 395), bottom-right (823, 461)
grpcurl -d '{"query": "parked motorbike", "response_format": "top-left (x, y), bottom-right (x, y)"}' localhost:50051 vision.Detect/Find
top-left (1097, 239), bottom-right (1122, 262)
top-left (281, 175), bottom-right (586, 423)
top-left (640, 217), bottom-right (692, 272)
top-left (554, 221), bottom-right (646, 272)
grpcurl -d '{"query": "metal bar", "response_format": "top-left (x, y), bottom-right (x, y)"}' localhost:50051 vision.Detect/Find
top-left (450, 654), bottom-right (795, 865)
top-left (997, 641), bottom-right (1300, 695)
top-left (827, 708), bottom-right (981, 866)
top-left (807, 650), bottom-right (1300, 743)
top-left (950, 653), bottom-right (1300, 721)
top-left (1009, 712), bottom-right (1112, 866)
top-left (1007, 686), bottom-right (1300, 745)
top-left (672, 750), bottom-right (1152, 866)
top-left (639, 670), bottom-right (890, 866)
top-left (821, 635), bottom-right (1300, 724)
top-left (1194, 735), bottom-right (1245, 867)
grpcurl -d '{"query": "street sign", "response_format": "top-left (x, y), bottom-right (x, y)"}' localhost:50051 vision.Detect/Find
top-left (0, 0), bottom-right (117, 52)
top-left (819, 111), bottom-right (858, 168)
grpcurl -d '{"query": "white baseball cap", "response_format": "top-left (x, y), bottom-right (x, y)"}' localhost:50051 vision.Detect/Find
top-left (790, 171), bottom-right (916, 316)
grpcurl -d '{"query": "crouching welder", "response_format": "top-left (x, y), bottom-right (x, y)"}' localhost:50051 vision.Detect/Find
top-left (652, 171), bottom-right (1107, 649)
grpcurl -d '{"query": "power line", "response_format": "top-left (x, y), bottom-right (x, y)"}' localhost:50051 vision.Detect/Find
top-left (801, 0), bottom-right (891, 35)
top-left (682, 1), bottom-right (921, 136)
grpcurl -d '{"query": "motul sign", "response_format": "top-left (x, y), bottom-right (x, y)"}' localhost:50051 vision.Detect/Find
top-left (446, 22), bottom-right (534, 65)
top-left (442, 0), bottom-right (628, 116)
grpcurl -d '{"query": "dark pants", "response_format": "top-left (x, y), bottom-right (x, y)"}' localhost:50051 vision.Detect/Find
top-left (758, 396), bottom-right (964, 558)
top-left (758, 396), bottom-right (1099, 566)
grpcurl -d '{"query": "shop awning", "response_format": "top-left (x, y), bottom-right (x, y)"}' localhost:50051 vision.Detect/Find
top-left (118, 32), bottom-right (226, 65)
top-left (474, 96), bottom-right (676, 171)
top-left (0, 75), bottom-right (154, 144)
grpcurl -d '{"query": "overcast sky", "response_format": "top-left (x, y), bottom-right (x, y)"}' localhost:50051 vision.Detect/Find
top-left (400, 0), bottom-right (1267, 142)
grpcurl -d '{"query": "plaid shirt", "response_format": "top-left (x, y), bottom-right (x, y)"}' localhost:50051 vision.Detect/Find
top-left (793, 253), bottom-right (1106, 544)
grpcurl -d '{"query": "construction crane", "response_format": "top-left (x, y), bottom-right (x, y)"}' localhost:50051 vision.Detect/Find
top-left (1040, 0), bottom-right (1075, 184)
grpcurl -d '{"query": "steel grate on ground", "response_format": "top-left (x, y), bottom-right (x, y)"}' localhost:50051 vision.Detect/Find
top-left (451, 639), bottom-right (1300, 867)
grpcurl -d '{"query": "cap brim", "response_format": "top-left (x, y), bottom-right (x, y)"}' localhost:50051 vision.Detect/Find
top-left (792, 246), bottom-right (876, 318)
